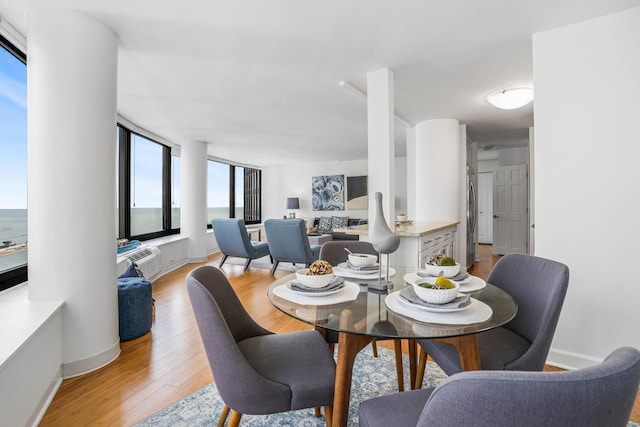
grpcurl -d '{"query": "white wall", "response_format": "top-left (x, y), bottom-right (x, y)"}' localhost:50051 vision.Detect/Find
top-left (533, 7), bottom-right (640, 368)
top-left (262, 157), bottom-right (408, 227)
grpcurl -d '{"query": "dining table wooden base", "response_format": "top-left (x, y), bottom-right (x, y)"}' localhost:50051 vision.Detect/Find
top-left (266, 267), bottom-right (516, 427)
top-left (333, 330), bottom-right (374, 427)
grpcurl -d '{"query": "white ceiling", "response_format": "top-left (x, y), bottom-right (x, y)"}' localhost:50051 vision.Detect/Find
top-left (1, 0), bottom-right (639, 166)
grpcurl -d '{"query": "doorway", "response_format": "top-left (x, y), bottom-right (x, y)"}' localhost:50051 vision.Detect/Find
top-left (477, 172), bottom-right (493, 244)
top-left (492, 164), bottom-right (528, 255)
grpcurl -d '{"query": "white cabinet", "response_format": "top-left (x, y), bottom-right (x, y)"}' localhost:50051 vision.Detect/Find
top-left (391, 224), bottom-right (458, 268)
top-left (419, 227), bottom-right (457, 267)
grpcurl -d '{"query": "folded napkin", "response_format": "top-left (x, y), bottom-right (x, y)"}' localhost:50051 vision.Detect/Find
top-left (287, 276), bottom-right (345, 293)
top-left (417, 270), bottom-right (469, 281)
top-left (346, 261), bottom-right (380, 271)
top-left (399, 287), bottom-right (471, 310)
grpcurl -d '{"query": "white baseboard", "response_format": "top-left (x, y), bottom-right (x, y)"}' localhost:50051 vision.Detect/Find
top-left (62, 341), bottom-right (121, 379)
top-left (546, 348), bottom-right (603, 371)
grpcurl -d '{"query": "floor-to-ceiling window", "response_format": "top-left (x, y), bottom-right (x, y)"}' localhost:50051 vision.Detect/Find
top-left (207, 160), bottom-right (261, 226)
top-left (117, 125), bottom-right (179, 240)
top-left (0, 35), bottom-right (27, 291)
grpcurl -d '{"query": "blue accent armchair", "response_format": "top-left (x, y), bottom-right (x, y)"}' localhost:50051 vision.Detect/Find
top-left (212, 219), bottom-right (271, 272)
top-left (264, 219), bottom-right (321, 275)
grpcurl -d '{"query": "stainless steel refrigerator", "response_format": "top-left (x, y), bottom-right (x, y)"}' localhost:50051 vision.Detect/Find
top-left (466, 167), bottom-right (477, 269)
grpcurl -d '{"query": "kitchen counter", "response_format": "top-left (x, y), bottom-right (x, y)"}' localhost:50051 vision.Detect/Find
top-left (333, 220), bottom-right (459, 237)
top-left (334, 220), bottom-right (459, 268)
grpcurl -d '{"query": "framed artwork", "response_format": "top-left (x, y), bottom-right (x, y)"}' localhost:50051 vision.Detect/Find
top-left (312, 175), bottom-right (345, 211)
top-left (346, 175), bottom-right (368, 210)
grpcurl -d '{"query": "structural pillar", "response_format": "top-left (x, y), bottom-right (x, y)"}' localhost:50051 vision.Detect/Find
top-left (181, 141), bottom-right (208, 262)
top-left (26, 8), bottom-right (120, 376)
top-left (413, 119), bottom-right (461, 221)
top-left (367, 68), bottom-right (395, 228)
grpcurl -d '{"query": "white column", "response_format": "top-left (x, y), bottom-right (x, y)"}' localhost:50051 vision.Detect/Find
top-left (414, 119), bottom-right (461, 221)
top-left (181, 141), bottom-right (208, 262)
top-left (367, 68), bottom-right (395, 227)
top-left (27, 8), bottom-right (120, 376)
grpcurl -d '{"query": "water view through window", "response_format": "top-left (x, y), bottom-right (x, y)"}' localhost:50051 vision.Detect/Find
top-left (0, 42), bottom-right (28, 277)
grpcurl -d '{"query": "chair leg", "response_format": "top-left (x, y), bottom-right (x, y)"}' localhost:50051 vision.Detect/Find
top-left (415, 347), bottom-right (427, 389)
top-left (270, 260), bottom-right (280, 275)
top-left (394, 339), bottom-right (404, 392)
top-left (217, 404), bottom-right (231, 427)
top-left (315, 407), bottom-right (321, 417)
top-left (243, 258), bottom-right (252, 272)
top-left (219, 254), bottom-right (228, 267)
top-left (228, 410), bottom-right (243, 427)
top-left (324, 405), bottom-right (333, 427)
top-left (371, 340), bottom-right (378, 357)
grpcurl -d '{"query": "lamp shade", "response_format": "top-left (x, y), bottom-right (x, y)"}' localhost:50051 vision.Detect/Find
top-left (285, 197), bottom-right (300, 209)
top-left (487, 87), bottom-right (534, 110)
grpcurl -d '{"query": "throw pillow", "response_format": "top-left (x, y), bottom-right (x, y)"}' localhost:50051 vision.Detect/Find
top-left (318, 216), bottom-right (333, 231)
top-left (331, 216), bottom-right (349, 229)
top-left (119, 262), bottom-right (144, 279)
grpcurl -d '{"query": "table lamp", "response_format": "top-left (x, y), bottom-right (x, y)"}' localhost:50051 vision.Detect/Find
top-left (286, 197), bottom-right (300, 218)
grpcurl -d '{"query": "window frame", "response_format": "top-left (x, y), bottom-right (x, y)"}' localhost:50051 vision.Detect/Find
top-left (117, 125), bottom-right (179, 241)
top-left (206, 160), bottom-right (261, 228)
top-left (0, 35), bottom-right (28, 291)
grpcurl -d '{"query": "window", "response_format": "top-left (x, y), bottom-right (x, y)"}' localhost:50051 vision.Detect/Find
top-left (171, 154), bottom-right (181, 229)
top-left (206, 160), bottom-right (261, 226)
top-left (207, 160), bottom-right (230, 223)
top-left (0, 36), bottom-right (27, 291)
top-left (235, 166), bottom-right (244, 219)
top-left (131, 134), bottom-right (163, 235)
top-left (117, 125), bottom-right (179, 240)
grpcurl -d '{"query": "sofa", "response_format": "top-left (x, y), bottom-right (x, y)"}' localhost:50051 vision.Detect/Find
top-left (311, 216), bottom-right (367, 241)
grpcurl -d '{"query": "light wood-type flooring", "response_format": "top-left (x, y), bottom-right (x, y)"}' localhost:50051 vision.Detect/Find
top-left (40, 244), bottom-right (639, 426)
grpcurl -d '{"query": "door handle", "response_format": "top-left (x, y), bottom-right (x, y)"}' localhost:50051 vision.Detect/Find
top-left (493, 215), bottom-right (499, 218)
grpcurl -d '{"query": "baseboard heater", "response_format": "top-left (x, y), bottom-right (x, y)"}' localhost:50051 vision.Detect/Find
top-left (125, 246), bottom-right (162, 279)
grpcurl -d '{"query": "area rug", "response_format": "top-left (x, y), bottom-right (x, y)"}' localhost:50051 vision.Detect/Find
top-left (134, 346), bottom-right (448, 427)
top-left (213, 255), bottom-right (303, 272)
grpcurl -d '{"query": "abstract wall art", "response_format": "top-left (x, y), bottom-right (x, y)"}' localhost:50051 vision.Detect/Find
top-left (312, 175), bottom-right (345, 211)
top-left (346, 175), bottom-right (368, 210)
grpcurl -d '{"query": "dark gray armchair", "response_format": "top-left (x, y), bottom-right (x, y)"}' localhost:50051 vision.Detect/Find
top-left (359, 346), bottom-right (640, 427)
top-left (212, 218), bottom-right (270, 272)
top-left (415, 253), bottom-right (569, 382)
top-left (264, 218), bottom-right (321, 275)
top-left (187, 266), bottom-right (336, 427)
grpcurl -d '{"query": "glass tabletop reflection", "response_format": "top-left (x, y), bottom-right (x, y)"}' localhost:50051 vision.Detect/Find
top-left (267, 265), bottom-right (517, 340)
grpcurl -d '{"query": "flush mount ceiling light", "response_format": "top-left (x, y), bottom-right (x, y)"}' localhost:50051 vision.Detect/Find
top-left (487, 87), bottom-right (534, 110)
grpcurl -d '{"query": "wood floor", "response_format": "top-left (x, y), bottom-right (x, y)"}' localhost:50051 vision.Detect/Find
top-left (40, 244), bottom-right (639, 426)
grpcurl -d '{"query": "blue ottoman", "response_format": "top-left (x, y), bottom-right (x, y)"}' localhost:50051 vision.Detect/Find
top-left (117, 277), bottom-right (153, 341)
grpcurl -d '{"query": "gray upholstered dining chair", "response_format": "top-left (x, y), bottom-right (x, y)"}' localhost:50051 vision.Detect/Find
top-left (212, 218), bottom-right (271, 272)
top-left (319, 241), bottom-right (407, 391)
top-left (187, 265), bottom-right (336, 427)
top-left (359, 346), bottom-right (640, 427)
top-left (415, 253), bottom-right (569, 384)
top-left (264, 218), bottom-right (321, 275)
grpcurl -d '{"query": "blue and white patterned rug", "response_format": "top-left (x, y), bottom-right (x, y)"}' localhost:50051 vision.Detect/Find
top-left (134, 345), bottom-right (640, 427)
top-left (134, 346), bottom-right (447, 426)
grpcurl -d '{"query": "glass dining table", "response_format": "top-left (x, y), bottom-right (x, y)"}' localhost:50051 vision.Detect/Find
top-left (267, 265), bottom-right (517, 427)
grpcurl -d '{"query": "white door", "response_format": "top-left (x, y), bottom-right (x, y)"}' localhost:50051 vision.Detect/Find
top-left (477, 172), bottom-right (493, 244)
top-left (493, 165), bottom-right (528, 255)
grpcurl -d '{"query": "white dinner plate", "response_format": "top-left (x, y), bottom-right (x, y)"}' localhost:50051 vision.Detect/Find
top-left (385, 291), bottom-right (493, 325)
top-left (285, 281), bottom-right (345, 297)
top-left (403, 273), bottom-right (486, 293)
top-left (417, 270), bottom-right (473, 284)
top-left (397, 292), bottom-right (471, 313)
top-left (336, 262), bottom-right (379, 274)
top-left (335, 263), bottom-right (396, 279)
